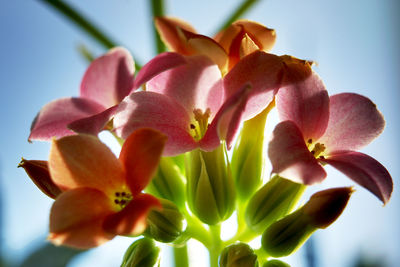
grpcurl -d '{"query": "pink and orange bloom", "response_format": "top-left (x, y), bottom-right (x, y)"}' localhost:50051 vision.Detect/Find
top-left (268, 74), bottom-right (393, 203)
top-left (46, 128), bottom-right (166, 249)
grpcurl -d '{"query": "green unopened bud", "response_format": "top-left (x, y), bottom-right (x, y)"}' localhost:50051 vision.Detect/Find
top-left (121, 238), bottom-right (160, 267)
top-left (261, 187), bottom-right (353, 257)
top-left (187, 145), bottom-right (235, 225)
top-left (219, 243), bottom-right (258, 267)
top-left (246, 175), bottom-right (305, 233)
top-left (145, 157), bottom-right (186, 208)
top-left (145, 198), bottom-right (184, 243)
top-left (231, 102), bottom-right (274, 200)
top-left (18, 158), bottom-right (62, 199)
top-left (263, 259), bottom-right (291, 267)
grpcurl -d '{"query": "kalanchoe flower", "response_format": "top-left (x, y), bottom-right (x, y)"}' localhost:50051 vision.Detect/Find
top-left (29, 48), bottom-right (186, 141)
top-left (155, 16), bottom-right (276, 72)
top-left (269, 76), bottom-right (393, 203)
top-left (47, 128), bottom-right (166, 249)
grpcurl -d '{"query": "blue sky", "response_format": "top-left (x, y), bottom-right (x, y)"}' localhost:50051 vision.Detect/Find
top-left (0, 1), bottom-right (399, 266)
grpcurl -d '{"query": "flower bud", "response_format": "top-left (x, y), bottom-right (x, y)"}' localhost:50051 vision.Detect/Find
top-left (18, 158), bottom-right (62, 199)
top-left (261, 187), bottom-right (353, 257)
top-left (231, 102), bottom-right (274, 200)
top-left (219, 242), bottom-right (258, 267)
top-left (263, 259), bottom-right (291, 267)
top-left (121, 238), bottom-right (160, 267)
top-left (245, 175), bottom-right (305, 233)
top-left (145, 157), bottom-right (186, 208)
top-left (187, 145), bottom-right (235, 225)
top-left (144, 198), bottom-right (184, 243)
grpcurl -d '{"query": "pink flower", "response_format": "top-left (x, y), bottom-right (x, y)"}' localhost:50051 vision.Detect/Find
top-left (268, 73), bottom-right (393, 203)
top-left (29, 48), bottom-right (186, 141)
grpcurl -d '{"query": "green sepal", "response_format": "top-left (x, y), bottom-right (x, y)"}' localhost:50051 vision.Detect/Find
top-left (144, 198), bottom-right (185, 243)
top-left (145, 157), bottom-right (186, 208)
top-left (186, 145), bottom-right (235, 225)
top-left (121, 238), bottom-right (160, 267)
top-left (245, 175), bottom-right (305, 233)
top-left (231, 102), bottom-right (273, 200)
top-left (219, 243), bottom-right (258, 267)
top-left (262, 259), bottom-right (291, 267)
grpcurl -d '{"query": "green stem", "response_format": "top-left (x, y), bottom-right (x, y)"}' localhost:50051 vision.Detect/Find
top-left (215, 0), bottom-right (261, 33)
top-left (39, 0), bottom-right (142, 69)
top-left (254, 247), bottom-right (269, 266)
top-left (150, 0), bottom-right (167, 54)
top-left (173, 244), bottom-right (189, 267)
top-left (209, 224), bottom-right (222, 267)
top-left (182, 209), bottom-right (212, 248)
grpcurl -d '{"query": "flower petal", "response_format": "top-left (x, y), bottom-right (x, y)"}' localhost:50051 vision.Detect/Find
top-left (68, 105), bottom-right (118, 136)
top-left (80, 47), bottom-right (135, 108)
top-left (223, 51), bottom-right (283, 120)
top-left (200, 84), bottom-right (251, 151)
top-left (103, 193), bottom-right (161, 236)
top-left (29, 97), bottom-right (106, 141)
top-left (49, 187), bottom-right (115, 249)
top-left (321, 151), bottom-right (393, 204)
top-left (49, 134), bottom-right (125, 192)
top-left (133, 52), bottom-right (187, 89)
top-left (113, 91), bottom-right (197, 156)
top-left (268, 121), bottom-right (326, 185)
top-left (318, 93), bottom-right (385, 152)
top-left (119, 128), bottom-right (167, 195)
top-left (276, 68), bottom-right (329, 141)
top-left (146, 55), bottom-right (223, 116)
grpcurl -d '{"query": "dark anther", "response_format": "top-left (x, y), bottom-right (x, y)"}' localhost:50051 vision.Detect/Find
top-left (319, 156), bottom-right (325, 159)
top-left (121, 192), bottom-right (126, 197)
top-left (115, 192), bottom-right (120, 197)
top-left (120, 200), bottom-right (126, 205)
top-left (307, 139), bottom-right (312, 144)
top-left (311, 150), bottom-right (315, 155)
top-left (114, 199), bottom-right (120, 204)
top-left (190, 124), bottom-right (196, 129)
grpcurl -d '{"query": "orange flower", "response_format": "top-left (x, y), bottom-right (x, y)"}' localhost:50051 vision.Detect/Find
top-left (47, 129), bottom-right (167, 249)
top-left (155, 16), bottom-right (276, 72)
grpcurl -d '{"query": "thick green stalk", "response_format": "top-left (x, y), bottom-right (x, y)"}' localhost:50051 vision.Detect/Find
top-left (173, 245), bottom-right (189, 267)
top-left (150, 0), bottom-right (167, 54)
top-left (215, 0), bottom-right (261, 33)
top-left (39, 0), bottom-right (141, 69)
top-left (209, 224), bottom-right (222, 267)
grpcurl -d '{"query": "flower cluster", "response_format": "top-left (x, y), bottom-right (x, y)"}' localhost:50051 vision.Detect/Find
top-left (20, 16), bottom-right (393, 267)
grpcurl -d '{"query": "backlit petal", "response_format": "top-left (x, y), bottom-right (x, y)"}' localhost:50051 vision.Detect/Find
top-left (113, 91), bottom-right (197, 156)
top-left (318, 93), bottom-right (385, 152)
top-left (49, 134), bottom-right (125, 192)
top-left (29, 97), bottom-right (105, 141)
top-left (119, 129), bottom-right (167, 195)
top-left (276, 69), bottom-right (329, 141)
top-left (268, 121), bottom-right (326, 185)
top-left (321, 151), bottom-right (393, 204)
top-left (80, 47), bottom-right (135, 108)
top-left (146, 55), bottom-right (223, 116)
top-left (49, 187), bottom-right (115, 249)
top-left (103, 193), bottom-right (161, 236)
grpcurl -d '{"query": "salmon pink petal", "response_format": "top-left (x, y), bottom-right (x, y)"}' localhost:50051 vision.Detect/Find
top-left (113, 91), bottom-right (197, 156)
top-left (49, 187), bottom-right (115, 249)
top-left (155, 16), bottom-right (197, 54)
top-left (276, 70), bottom-right (329, 141)
top-left (49, 134), bottom-right (125, 192)
top-left (68, 105), bottom-right (118, 135)
top-left (119, 128), bottom-right (167, 195)
top-left (318, 93), bottom-right (385, 153)
top-left (268, 121), bottom-right (326, 185)
top-left (133, 52), bottom-right (187, 90)
top-left (80, 47), bottom-right (135, 108)
top-left (146, 55), bottom-right (223, 115)
top-left (321, 151), bottom-right (393, 204)
top-left (29, 97), bottom-right (106, 141)
top-left (103, 193), bottom-right (161, 236)
top-left (200, 84), bottom-right (251, 151)
top-left (223, 51), bottom-right (283, 121)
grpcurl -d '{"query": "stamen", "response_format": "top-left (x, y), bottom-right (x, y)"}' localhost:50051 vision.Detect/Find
top-left (190, 108), bottom-right (212, 141)
top-left (113, 190), bottom-right (133, 209)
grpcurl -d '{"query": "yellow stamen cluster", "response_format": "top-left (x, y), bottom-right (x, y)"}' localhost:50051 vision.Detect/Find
top-left (113, 191), bottom-right (133, 209)
top-left (190, 108), bottom-right (211, 141)
top-left (307, 139), bottom-right (326, 159)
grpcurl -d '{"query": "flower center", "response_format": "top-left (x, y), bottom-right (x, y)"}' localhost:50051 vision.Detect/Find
top-left (307, 139), bottom-right (326, 159)
top-left (113, 191), bottom-right (132, 210)
top-left (190, 108), bottom-right (211, 141)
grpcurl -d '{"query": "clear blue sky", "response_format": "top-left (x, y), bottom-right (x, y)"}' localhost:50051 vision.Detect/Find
top-left (0, 1), bottom-right (399, 266)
